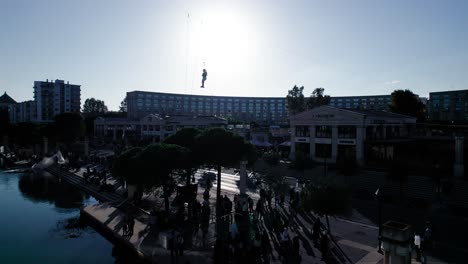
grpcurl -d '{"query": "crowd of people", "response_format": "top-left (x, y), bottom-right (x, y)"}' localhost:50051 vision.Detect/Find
top-left (209, 187), bottom-right (331, 264)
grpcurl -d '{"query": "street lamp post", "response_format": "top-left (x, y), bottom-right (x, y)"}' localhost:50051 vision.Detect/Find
top-left (375, 187), bottom-right (383, 254)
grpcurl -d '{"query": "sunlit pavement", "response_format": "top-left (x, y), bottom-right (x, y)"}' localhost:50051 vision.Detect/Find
top-left (70, 163), bottom-right (453, 263)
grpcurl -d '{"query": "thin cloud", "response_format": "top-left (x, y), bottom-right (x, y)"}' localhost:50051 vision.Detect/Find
top-left (384, 80), bottom-right (401, 85)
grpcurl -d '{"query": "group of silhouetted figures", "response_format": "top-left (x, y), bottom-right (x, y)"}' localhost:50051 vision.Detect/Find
top-left (209, 187), bottom-right (332, 264)
top-left (159, 183), bottom-right (332, 264)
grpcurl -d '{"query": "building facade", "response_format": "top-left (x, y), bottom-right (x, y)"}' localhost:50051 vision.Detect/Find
top-left (94, 114), bottom-right (227, 142)
top-left (329, 95), bottom-right (392, 111)
top-left (289, 106), bottom-right (416, 165)
top-left (429, 89), bottom-right (468, 122)
top-left (34, 79), bottom-right (81, 122)
top-left (127, 91), bottom-right (289, 125)
top-left (127, 91), bottom-right (398, 125)
top-left (0, 92), bottom-right (17, 124)
top-left (9, 100), bottom-right (37, 123)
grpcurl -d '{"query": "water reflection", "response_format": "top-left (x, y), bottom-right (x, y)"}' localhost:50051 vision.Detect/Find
top-left (18, 172), bottom-right (86, 209)
top-left (14, 171), bottom-right (145, 263)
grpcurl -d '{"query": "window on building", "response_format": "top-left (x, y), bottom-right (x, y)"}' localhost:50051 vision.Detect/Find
top-left (295, 126), bottom-right (310, 137)
top-left (316, 125), bottom-right (332, 138)
top-left (338, 126), bottom-right (356, 138)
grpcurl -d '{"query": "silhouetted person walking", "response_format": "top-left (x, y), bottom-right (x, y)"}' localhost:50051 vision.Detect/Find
top-left (320, 231), bottom-right (329, 261)
top-left (176, 233), bottom-right (184, 256)
top-left (127, 216), bottom-right (135, 237)
top-left (312, 218), bottom-right (321, 245)
top-left (168, 230), bottom-right (176, 263)
top-left (293, 235), bottom-right (301, 263)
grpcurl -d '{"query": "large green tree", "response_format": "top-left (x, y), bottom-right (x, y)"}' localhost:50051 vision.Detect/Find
top-left (164, 128), bottom-right (202, 186)
top-left (301, 181), bottom-right (351, 235)
top-left (83, 98), bottom-right (108, 115)
top-left (286, 85), bottom-right (306, 115)
top-left (111, 147), bottom-right (143, 185)
top-left (164, 128), bottom-right (204, 218)
top-left (195, 128), bottom-right (254, 223)
top-left (307, 87), bottom-right (331, 109)
top-left (388, 89), bottom-right (425, 121)
top-left (133, 143), bottom-right (189, 213)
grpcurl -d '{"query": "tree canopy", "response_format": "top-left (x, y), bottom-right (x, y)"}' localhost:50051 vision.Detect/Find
top-left (195, 128), bottom-right (256, 221)
top-left (83, 98), bottom-right (108, 115)
top-left (388, 89), bottom-right (425, 121)
top-left (111, 147), bottom-right (143, 185)
top-left (133, 143), bottom-right (189, 212)
top-left (164, 128), bottom-right (202, 185)
top-left (195, 128), bottom-right (252, 168)
top-left (119, 96), bottom-right (127, 113)
top-left (287, 86), bottom-right (331, 115)
top-left (307, 87), bottom-right (331, 109)
top-left (286, 85), bottom-right (306, 115)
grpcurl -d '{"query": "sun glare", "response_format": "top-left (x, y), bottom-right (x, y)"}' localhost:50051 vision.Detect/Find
top-left (189, 11), bottom-right (257, 86)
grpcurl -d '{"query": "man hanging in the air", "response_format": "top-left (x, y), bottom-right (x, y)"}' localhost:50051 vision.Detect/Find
top-left (201, 69), bottom-right (207, 88)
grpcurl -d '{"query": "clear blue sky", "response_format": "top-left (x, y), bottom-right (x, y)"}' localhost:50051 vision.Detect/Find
top-left (1, 0), bottom-right (468, 110)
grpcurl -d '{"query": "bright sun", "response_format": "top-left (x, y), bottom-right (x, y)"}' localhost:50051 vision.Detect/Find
top-left (188, 11), bottom-right (257, 87)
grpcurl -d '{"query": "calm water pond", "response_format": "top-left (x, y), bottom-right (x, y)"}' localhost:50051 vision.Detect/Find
top-left (0, 169), bottom-right (132, 263)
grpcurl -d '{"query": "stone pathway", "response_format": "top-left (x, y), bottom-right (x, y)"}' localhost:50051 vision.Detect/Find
top-left (82, 203), bottom-right (212, 264)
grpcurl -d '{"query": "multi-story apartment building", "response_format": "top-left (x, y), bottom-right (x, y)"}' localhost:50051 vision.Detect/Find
top-left (7, 79), bottom-right (81, 123)
top-left (33, 79), bottom-right (81, 122)
top-left (429, 89), bottom-right (468, 122)
top-left (328, 95), bottom-right (392, 111)
top-left (9, 100), bottom-right (37, 123)
top-left (127, 91), bottom-right (289, 125)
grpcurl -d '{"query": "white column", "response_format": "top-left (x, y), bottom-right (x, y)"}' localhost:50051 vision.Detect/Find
top-left (454, 136), bottom-right (464, 178)
top-left (331, 126), bottom-right (338, 162)
top-left (309, 125), bottom-right (316, 159)
top-left (289, 126), bottom-right (296, 160)
top-left (356, 126), bottom-right (364, 165)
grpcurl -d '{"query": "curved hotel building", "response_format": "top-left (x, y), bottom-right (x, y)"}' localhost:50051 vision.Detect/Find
top-left (127, 91), bottom-right (289, 125)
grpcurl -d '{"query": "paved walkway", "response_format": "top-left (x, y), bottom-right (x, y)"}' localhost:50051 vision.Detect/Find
top-left (48, 161), bottom-right (451, 263)
top-left (82, 203), bottom-right (212, 264)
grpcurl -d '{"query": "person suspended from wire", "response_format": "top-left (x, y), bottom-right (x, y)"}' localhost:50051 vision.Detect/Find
top-left (201, 69), bottom-right (207, 88)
